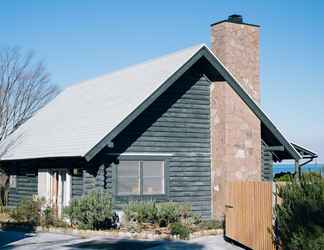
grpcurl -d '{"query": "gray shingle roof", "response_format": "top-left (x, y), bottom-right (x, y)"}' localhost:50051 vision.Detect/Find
top-left (0, 44), bottom-right (205, 160)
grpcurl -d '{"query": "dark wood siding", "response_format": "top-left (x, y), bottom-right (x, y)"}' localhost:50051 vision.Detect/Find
top-left (8, 174), bottom-right (38, 207)
top-left (71, 174), bottom-right (83, 199)
top-left (261, 140), bottom-right (273, 181)
top-left (107, 70), bottom-right (212, 218)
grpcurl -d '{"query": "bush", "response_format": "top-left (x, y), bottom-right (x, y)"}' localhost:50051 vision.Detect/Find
top-left (9, 197), bottom-right (65, 228)
top-left (274, 172), bottom-right (293, 182)
top-left (124, 201), bottom-right (194, 227)
top-left (170, 222), bottom-right (191, 240)
top-left (198, 219), bottom-right (223, 230)
top-left (63, 191), bottom-right (113, 230)
top-left (156, 202), bottom-right (190, 227)
top-left (274, 174), bottom-right (324, 250)
top-left (124, 201), bottom-right (157, 224)
top-left (10, 196), bottom-right (45, 225)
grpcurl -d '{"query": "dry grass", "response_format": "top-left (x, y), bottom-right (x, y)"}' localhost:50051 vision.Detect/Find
top-left (0, 212), bottom-right (10, 222)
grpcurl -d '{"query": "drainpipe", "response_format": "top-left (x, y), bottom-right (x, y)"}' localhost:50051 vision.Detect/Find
top-left (295, 160), bottom-right (301, 180)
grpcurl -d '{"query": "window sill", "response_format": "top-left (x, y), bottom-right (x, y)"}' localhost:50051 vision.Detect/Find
top-left (114, 194), bottom-right (168, 200)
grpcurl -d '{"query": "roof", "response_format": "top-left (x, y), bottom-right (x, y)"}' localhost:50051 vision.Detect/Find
top-left (0, 44), bottom-right (302, 161)
top-left (291, 143), bottom-right (318, 159)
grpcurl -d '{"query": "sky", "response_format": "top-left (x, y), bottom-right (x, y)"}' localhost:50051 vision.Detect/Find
top-left (1, 0), bottom-right (323, 162)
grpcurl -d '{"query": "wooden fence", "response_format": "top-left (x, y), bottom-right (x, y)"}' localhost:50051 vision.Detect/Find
top-left (225, 181), bottom-right (274, 250)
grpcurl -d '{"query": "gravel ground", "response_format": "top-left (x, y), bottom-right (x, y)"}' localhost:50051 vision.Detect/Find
top-left (0, 230), bottom-right (243, 250)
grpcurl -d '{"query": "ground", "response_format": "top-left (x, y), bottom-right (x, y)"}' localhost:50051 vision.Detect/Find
top-left (0, 230), bottom-right (243, 250)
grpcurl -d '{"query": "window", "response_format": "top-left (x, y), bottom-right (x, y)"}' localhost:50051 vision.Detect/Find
top-left (116, 160), bottom-right (165, 196)
top-left (9, 175), bottom-right (16, 188)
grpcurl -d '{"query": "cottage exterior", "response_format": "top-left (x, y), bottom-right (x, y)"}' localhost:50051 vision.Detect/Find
top-left (0, 16), bottom-right (317, 218)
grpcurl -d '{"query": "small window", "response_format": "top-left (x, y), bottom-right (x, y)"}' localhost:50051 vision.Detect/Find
top-left (9, 175), bottom-right (16, 188)
top-left (116, 160), bottom-right (165, 196)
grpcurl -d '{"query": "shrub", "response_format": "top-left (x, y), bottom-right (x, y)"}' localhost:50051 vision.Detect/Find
top-left (63, 191), bottom-right (113, 230)
top-left (274, 172), bottom-right (293, 182)
top-left (156, 202), bottom-right (186, 227)
top-left (170, 222), bottom-right (191, 240)
top-left (123, 201), bottom-right (195, 228)
top-left (274, 174), bottom-right (324, 250)
top-left (124, 201), bottom-right (157, 224)
top-left (40, 206), bottom-right (56, 227)
top-left (198, 219), bottom-right (223, 230)
top-left (187, 213), bottom-right (202, 226)
top-left (10, 196), bottom-right (45, 225)
top-left (63, 199), bottom-right (79, 226)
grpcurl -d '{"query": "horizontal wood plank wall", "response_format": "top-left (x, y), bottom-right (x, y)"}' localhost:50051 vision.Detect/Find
top-left (261, 141), bottom-right (273, 181)
top-left (71, 174), bottom-right (83, 199)
top-left (8, 174), bottom-right (38, 207)
top-left (88, 69), bottom-right (212, 218)
top-left (226, 181), bottom-right (274, 250)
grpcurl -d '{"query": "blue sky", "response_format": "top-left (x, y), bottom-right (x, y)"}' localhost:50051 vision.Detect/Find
top-left (1, 1), bottom-right (323, 162)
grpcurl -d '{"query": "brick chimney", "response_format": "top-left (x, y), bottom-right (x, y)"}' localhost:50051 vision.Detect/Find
top-left (210, 15), bottom-right (262, 219)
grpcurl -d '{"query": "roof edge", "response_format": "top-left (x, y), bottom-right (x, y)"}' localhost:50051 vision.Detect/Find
top-left (291, 143), bottom-right (318, 159)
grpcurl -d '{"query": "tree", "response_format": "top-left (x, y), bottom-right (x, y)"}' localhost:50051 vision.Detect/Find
top-left (0, 47), bottom-right (59, 205)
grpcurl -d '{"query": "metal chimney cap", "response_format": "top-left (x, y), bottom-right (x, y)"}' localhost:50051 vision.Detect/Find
top-left (228, 14), bottom-right (243, 24)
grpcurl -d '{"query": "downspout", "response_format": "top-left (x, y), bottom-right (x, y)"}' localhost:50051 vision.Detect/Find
top-left (295, 156), bottom-right (318, 179)
top-left (295, 160), bottom-right (301, 180)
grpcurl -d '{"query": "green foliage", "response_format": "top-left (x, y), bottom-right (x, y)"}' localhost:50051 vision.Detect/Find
top-left (63, 191), bottom-right (113, 230)
top-left (123, 201), bottom-right (157, 224)
top-left (124, 201), bottom-right (195, 228)
top-left (10, 196), bottom-right (45, 225)
top-left (156, 202), bottom-right (190, 227)
top-left (63, 199), bottom-right (78, 226)
top-left (9, 197), bottom-right (65, 228)
top-left (198, 219), bottom-right (223, 230)
top-left (42, 206), bottom-right (54, 226)
top-left (274, 172), bottom-right (293, 182)
top-left (170, 222), bottom-right (191, 240)
top-left (187, 213), bottom-right (202, 226)
top-left (275, 174), bottom-right (324, 250)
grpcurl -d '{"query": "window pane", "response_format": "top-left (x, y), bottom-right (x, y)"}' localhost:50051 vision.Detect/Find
top-left (118, 177), bottom-right (139, 195)
top-left (117, 161), bottom-right (139, 195)
top-left (142, 161), bottom-right (164, 194)
top-left (118, 161), bottom-right (139, 177)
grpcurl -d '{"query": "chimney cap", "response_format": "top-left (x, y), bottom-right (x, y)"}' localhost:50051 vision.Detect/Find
top-left (228, 14), bottom-right (243, 23)
top-left (210, 14), bottom-right (260, 27)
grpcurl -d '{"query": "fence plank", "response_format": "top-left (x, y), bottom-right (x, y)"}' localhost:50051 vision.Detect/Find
top-left (225, 181), bottom-right (274, 250)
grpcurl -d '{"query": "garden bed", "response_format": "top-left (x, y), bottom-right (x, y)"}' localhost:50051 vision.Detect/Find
top-left (36, 225), bottom-right (223, 240)
top-left (1, 192), bottom-right (224, 240)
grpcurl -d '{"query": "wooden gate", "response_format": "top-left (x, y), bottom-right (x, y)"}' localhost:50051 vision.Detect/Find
top-left (225, 181), bottom-right (274, 250)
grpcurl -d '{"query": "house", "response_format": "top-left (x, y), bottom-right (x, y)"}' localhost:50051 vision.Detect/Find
top-left (0, 15), bottom-right (317, 219)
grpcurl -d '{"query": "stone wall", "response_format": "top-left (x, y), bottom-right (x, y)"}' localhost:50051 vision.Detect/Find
top-left (210, 20), bottom-right (262, 219)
